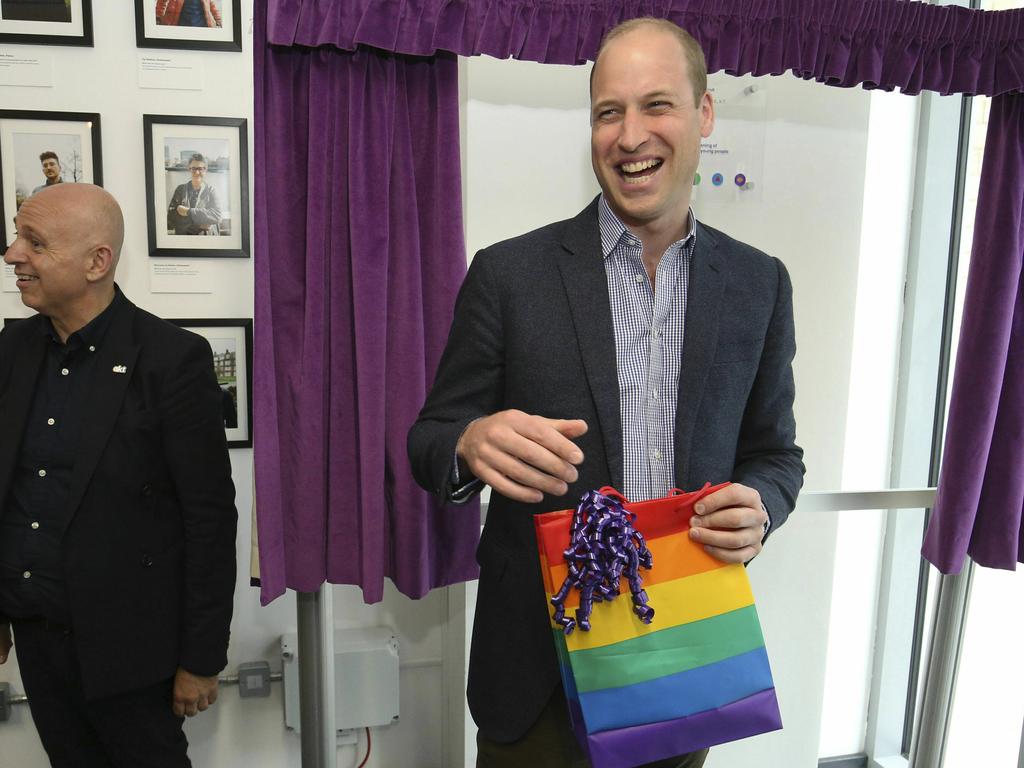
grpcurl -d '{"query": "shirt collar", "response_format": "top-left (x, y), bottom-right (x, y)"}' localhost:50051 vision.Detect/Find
top-left (43, 284), bottom-right (125, 350)
top-left (597, 195), bottom-right (696, 260)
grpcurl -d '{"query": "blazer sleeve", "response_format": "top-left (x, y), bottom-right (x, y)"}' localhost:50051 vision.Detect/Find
top-left (408, 249), bottom-right (506, 502)
top-left (731, 257), bottom-right (804, 533)
top-left (160, 336), bottom-right (237, 676)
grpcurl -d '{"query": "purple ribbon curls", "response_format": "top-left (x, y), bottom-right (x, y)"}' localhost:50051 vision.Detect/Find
top-left (550, 490), bottom-right (655, 635)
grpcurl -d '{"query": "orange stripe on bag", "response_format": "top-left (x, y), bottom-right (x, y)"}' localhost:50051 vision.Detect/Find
top-left (546, 528), bottom-right (725, 593)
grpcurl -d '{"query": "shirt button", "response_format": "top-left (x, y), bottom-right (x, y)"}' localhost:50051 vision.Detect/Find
top-left (655, 328), bottom-right (663, 338)
top-left (653, 449), bottom-right (662, 461)
top-left (31, 522), bottom-right (40, 530)
top-left (61, 368), bottom-right (69, 376)
top-left (38, 469), bottom-right (47, 477)
top-left (635, 274), bottom-right (645, 283)
top-left (22, 571), bottom-right (31, 579)
top-left (651, 389), bottom-right (658, 399)
top-left (47, 418), bottom-right (55, 426)
top-left (89, 345), bottom-right (96, 352)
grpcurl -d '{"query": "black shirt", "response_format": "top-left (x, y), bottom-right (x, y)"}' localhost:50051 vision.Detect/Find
top-left (0, 290), bottom-right (124, 623)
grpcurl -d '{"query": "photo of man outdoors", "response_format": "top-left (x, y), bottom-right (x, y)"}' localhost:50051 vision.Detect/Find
top-left (31, 151), bottom-right (63, 196)
top-left (166, 153), bottom-right (223, 236)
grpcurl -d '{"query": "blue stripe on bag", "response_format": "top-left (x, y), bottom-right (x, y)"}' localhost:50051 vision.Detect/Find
top-left (577, 646), bottom-right (775, 733)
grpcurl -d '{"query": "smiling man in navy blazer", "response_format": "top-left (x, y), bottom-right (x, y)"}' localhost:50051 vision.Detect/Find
top-left (410, 17), bottom-right (804, 768)
top-left (0, 183), bottom-right (237, 767)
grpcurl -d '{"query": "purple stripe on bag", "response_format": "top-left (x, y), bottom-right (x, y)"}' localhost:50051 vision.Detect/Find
top-left (579, 688), bottom-right (783, 768)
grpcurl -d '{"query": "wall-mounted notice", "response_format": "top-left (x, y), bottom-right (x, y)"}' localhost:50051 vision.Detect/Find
top-left (150, 261), bottom-right (213, 293)
top-left (0, 49), bottom-right (53, 87)
top-left (2, 263), bottom-right (19, 292)
top-left (695, 77), bottom-right (768, 206)
top-left (138, 53), bottom-right (204, 91)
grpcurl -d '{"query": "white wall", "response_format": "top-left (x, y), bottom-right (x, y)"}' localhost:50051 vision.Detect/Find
top-left (0, 6), bottom-right (450, 767)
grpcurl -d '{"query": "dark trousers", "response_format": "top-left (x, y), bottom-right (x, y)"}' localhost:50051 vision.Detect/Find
top-left (477, 685), bottom-right (709, 768)
top-left (12, 619), bottom-right (190, 768)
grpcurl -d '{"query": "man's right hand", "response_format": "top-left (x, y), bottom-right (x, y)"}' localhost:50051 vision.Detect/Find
top-left (456, 410), bottom-right (587, 503)
top-left (0, 622), bottom-right (11, 664)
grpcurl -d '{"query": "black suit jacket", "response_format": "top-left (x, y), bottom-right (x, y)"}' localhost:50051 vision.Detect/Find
top-left (408, 199), bottom-right (804, 742)
top-left (0, 296), bottom-right (237, 700)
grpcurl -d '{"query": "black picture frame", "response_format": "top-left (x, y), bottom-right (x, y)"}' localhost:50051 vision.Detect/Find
top-left (168, 318), bottom-right (253, 449)
top-left (0, 109), bottom-right (103, 253)
top-left (0, 0), bottom-right (93, 47)
top-left (134, 0), bottom-right (242, 53)
top-left (143, 114), bottom-right (250, 259)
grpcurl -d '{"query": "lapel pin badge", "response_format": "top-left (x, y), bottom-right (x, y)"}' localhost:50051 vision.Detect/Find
top-left (112, 365), bottom-right (127, 374)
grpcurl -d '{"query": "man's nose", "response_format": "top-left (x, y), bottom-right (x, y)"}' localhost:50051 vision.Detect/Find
top-left (618, 110), bottom-right (649, 152)
top-left (4, 240), bottom-right (24, 264)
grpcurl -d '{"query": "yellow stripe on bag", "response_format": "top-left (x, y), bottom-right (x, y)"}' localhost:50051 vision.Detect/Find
top-left (549, 564), bottom-right (755, 653)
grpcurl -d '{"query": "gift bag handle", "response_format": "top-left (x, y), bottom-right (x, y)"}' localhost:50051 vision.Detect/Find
top-left (671, 483), bottom-right (712, 495)
top-left (597, 486), bottom-right (629, 504)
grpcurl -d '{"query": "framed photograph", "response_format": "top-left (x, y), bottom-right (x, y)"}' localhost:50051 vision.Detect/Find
top-left (169, 318), bottom-right (252, 448)
top-left (143, 114), bottom-right (249, 258)
top-left (135, 0), bottom-right (241, 52)
top-left (0, 109), bottom-right (102, 251)
top-left (0, 0), bottom-right (92, 46)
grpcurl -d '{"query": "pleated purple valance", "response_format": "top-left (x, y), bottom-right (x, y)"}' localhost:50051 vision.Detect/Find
top-left (266, 0), bottom-right (1024, 96)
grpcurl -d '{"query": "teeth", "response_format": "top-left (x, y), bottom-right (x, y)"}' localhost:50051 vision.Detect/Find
top-left (621, 159), bottom-right (660, 173)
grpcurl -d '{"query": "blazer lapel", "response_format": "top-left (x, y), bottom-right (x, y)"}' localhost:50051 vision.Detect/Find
top-left (64, 301), bottom-right (140, 522)
top-left (0, 322), bottom-right (47, 506)
top-left (674, 223), bottom-right (726, 486)
top-left (556, 200), bottom-right (624, 489)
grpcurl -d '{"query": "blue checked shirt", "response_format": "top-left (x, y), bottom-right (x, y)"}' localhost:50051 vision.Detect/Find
top-left (451, 198), bottom-right (696, 506)
top-left (599, 196), bottom-right (695, 503)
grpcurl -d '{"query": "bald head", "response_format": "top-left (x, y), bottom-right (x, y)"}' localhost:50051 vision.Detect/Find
top-left (591, 18), bottom-right (707, 108)
top-left (31, 183), bottom-right (125, 273)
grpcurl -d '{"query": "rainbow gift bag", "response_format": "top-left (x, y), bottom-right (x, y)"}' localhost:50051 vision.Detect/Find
top-left (534, 485), bottom-right (782, 768)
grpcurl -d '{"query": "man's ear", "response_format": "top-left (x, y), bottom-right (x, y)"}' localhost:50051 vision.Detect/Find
top-left (699, 90), bottom-right (715, 139)
top-left (85, 244), bottom-right (115, 283)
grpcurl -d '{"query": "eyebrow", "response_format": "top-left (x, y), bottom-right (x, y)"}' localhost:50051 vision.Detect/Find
top-left (592, 90), bottom-right (678, 109)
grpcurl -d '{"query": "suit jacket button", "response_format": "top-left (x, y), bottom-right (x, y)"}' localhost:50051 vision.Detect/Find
top-left (142, 484), bottom-right (153, 497)
top-left (142, 554), bottom-right (154, 567)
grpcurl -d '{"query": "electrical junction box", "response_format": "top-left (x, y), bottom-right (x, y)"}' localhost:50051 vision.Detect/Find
top-left (281, 626), bottom-right (399, 732)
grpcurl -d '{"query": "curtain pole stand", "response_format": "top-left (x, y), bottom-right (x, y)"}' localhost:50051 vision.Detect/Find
top-left (297, 586), bottom-right (337, 768)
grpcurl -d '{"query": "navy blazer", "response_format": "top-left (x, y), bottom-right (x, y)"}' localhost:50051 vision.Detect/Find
top-left (0, 296), bottom-right (237, 700)
top-left (409, 199), bottom-right (804, 742)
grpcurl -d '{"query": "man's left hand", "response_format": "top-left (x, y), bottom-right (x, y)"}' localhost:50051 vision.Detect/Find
top-left (688, 483), bottom-right (768, 563)
top-left (0, 622), bottom-right (11, 664)
top-left (172, 667), bottom-right (219, 718)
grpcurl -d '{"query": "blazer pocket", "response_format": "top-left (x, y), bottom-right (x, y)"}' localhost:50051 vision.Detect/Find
top-left (712, 336), bottom-right (765, 365)
top-left (116, 408), bottom-right (160, 432)
top-left (475, 538), bottom-right (510, 583)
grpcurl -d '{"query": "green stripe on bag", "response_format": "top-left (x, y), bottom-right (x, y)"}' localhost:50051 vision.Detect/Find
top-left (569, 605), bottom-right (766, 693)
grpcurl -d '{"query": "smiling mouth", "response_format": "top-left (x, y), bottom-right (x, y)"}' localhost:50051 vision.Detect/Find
top-left (619, 158), bottom-right (663, 185)
top-left (15, 274), bottom-right (39, 284)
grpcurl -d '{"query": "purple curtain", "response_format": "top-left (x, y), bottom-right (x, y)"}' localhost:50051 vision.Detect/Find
top-left (267, 0), bottom-right (1024, 96)
top-left (254, 2), bottom-right (479, 604)
top-left (923, 93), bottom-right (1024, 574)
